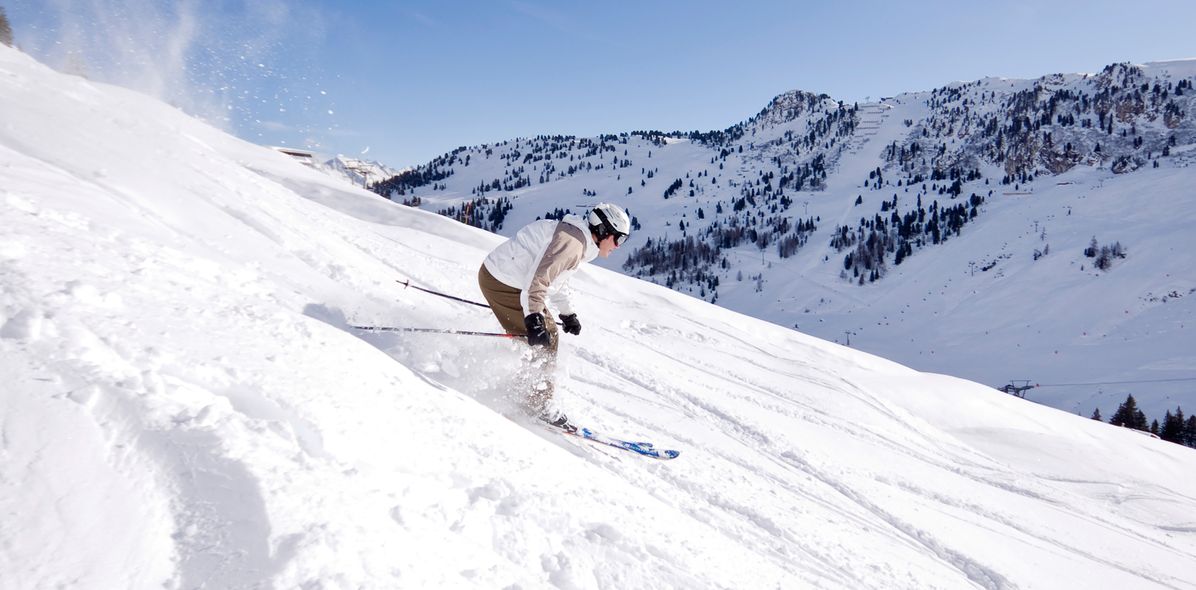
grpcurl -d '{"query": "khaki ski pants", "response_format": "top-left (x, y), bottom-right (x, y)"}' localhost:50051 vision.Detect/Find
top-left (478, 264), bottom-right (558, 415)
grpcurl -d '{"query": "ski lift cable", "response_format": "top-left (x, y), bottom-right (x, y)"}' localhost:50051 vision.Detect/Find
top-left (1035, 376), bottom-right (1196, 388)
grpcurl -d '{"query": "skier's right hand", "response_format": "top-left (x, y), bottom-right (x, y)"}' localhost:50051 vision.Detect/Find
top-left (524, 313), bottom-right (551, 347)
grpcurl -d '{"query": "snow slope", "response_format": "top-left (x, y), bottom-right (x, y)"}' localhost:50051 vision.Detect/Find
top-left (2, 45), bottom-right (1196, 589)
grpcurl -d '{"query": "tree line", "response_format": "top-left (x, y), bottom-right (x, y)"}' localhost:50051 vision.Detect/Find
top-left (1094, 394), bottom-right (1196, 449)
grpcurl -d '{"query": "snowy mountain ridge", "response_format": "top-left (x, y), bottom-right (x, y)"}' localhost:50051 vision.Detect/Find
top-left (319, 154), bottom-right (406, 189)
top-left (377, 59), bottom-right (1196, 420)
top-left (2, 44), bottom-right (1196, 589)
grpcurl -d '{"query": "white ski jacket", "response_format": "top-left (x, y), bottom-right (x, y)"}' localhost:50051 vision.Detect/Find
top-left (483, 215), bottom-right (599, 317)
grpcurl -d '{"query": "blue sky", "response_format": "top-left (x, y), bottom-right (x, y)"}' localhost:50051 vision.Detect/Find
top-left (8, 0), bottom-right (1196, 168)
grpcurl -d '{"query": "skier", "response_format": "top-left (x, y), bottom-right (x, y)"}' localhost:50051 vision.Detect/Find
top-left (477, 202), bottom-right (632, 431)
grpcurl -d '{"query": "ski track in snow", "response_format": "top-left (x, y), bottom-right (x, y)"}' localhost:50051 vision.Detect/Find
top-left (567, 335), bottom-right (1011, 587)
top-left (1, 218), bottom-right (276, 586)
top-left (564, 304), bottom-right (1195, 589)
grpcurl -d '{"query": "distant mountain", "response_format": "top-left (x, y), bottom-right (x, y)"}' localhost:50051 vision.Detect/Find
top-left (372, 60), bottom-right (1196, 420)
top-left (320, 155), bottom-right (406, 190)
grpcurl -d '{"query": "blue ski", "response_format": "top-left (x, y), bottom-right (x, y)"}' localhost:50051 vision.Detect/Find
top-left (548, 424), bottom-right (681, 460)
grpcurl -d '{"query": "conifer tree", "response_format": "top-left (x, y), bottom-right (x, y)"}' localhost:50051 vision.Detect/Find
top-left (1109, 394), bottom-right (1149, 431)
top-left (1090, 408), bottom-right (1102, 421)
top-left (0, 7), bottom-right (13, 47)
top-left (1160, 410), bottom-right (1176, 441)
top-left (1160, 407), bottom-right (1185, 444)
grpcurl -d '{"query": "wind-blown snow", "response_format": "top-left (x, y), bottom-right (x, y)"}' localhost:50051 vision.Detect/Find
top-left (2, 45), bottom-right (1195, 589)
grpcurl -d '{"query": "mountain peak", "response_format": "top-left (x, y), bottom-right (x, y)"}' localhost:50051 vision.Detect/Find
top-left (750, 89), bottom-right (839, 127)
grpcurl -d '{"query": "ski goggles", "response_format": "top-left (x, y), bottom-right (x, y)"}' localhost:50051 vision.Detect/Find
top-left (607, 229), bottom-right (629, 247)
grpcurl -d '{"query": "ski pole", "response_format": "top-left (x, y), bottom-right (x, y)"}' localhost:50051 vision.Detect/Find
top-left (395, 278), bottom-right (564, 326)
top-left (350, 325), bottom-right (524, 339)
top-left (396, 279), bottom-right (490, 309)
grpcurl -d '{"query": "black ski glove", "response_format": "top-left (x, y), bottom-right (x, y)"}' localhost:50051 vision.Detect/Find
top-left (560, 313), bottom-right (581, 336)
top-left (524, 313), bottom-right (551, 347)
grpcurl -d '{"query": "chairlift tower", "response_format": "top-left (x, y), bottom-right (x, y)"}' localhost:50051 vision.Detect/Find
top-left (1000, 380), bottom-right (1036, 398)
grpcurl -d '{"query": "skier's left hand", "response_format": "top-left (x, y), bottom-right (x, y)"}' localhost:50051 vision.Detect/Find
top-left (560, 313), bottom-right (581, 335)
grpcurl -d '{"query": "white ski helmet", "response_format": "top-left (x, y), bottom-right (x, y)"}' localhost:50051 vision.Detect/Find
top-left (587, 203), bottom-right (631, 245)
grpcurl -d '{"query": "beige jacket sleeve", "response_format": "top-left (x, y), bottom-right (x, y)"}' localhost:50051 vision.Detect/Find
top-left (525, 223), bottom-right (588, 316)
